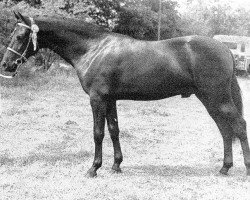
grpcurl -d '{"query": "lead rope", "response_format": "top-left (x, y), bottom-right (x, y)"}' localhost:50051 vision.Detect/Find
top-left (0, 73), bottom-right (16, 79)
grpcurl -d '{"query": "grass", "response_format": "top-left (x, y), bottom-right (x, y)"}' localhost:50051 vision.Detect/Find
top-left (0, 69), bottom-right (250, 199)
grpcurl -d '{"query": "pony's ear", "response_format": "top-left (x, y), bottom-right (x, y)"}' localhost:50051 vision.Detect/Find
top-left (17, 12), bottom-right (28, 24)
top-left (13, 11), bottom-right (29, 25)
top-left (13, 11), bottom-right (20, 20)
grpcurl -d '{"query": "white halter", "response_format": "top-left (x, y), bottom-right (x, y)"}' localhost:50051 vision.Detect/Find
top-left (0, 18), bottom-right (39, 79)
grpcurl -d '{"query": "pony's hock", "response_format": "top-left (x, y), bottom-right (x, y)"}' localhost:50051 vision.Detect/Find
top-left (1, 12), bottom-right (250, 177)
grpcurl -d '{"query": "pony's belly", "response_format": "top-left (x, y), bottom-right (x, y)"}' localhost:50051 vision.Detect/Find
top-left (114, 84), bottom-right (196, 100)
top-left (116, 92), bottom-right (180, 100)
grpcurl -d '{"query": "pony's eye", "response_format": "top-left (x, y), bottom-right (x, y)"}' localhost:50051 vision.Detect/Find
top-left (16, 35), bottom-right (22, 40)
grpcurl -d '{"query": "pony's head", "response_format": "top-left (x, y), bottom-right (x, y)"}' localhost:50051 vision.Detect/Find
top-left (0, 12), bottom-right (39, 76)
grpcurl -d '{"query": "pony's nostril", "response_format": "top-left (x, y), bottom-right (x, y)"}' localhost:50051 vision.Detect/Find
top-left (2, 62), bottom-right (7, 68)
top-left (15, 59), bottom-right (22, 65)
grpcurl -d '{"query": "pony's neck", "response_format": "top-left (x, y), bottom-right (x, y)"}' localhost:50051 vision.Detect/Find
top-left (36, 18), bottom-right (109, 66)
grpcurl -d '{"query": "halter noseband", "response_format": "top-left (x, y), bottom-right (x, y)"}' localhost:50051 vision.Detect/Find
top-left (0, 19), bottom-right (37, 79)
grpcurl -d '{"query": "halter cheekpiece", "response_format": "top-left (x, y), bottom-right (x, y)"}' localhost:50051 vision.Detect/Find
top-left (0, 18), bottom-right (39, 78)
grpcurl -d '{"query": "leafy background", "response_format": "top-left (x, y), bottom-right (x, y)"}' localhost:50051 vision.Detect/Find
top-left (1, 2), bottom-right (250, 199)
top-left (1, 0), bottom-right (250, 67)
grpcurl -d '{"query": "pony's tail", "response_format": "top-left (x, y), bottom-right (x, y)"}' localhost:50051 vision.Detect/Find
top-left (230, 53), bottom-right (244, 141)
top-left (231, 52), bottom-right (244, 142)
top-left (230, 51), bottom-right (243, 117)
top-left (231, 73), bottom-right (243, 117)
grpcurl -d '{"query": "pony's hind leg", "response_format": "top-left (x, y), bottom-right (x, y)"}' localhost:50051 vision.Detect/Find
top-left (210, 113), bottom-right (233, 175)
top-left (196, 91), bottom-right (250, 175)
top-left (233, 117), bottom-right (250, 176)
top-left (222, 104), bottom-right (250, 176)
top-left (106, 100), bottom-right (123, 173)
top-left (213, 115), bottom-right (234, 175)
top-left (207, 104), bottom-right (234, 175)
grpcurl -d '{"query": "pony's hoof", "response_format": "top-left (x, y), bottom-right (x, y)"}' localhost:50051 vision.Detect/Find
top-left (85, 170), bottom-right (97, 178)
top-left (111, 166), bottom-right (122, 174)
top-left (111, 168), bottom-right (122, 174)
top-left (219, 167), bottom-right (229, 176)
top-left (246, 168), bottom-right (250, 176)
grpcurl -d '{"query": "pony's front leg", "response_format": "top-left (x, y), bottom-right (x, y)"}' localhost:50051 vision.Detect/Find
top-left (106, 100), bottom-right (123, 173)
top-left (86, 95), bottom-right (107, 178)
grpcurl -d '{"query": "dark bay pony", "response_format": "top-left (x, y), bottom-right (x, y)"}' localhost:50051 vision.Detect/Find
top-left (1, 13), bottom-right (250, 177)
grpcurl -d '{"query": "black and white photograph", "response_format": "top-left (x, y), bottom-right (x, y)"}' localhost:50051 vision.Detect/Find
top-left (0, 0), bottom-right (250, 199)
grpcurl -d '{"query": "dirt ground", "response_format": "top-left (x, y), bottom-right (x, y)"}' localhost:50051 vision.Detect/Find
top-left (0, 72), bottom-right (250, 200)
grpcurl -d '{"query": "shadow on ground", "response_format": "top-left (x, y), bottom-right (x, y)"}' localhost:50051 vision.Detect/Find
top-left (123, 164), bottom-right (246, 177)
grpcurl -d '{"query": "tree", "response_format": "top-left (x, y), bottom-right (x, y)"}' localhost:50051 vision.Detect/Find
top-left (113, 8), bottom-right (157, 40)
top-left (87, 0), bottom-right (122, 28)
top-left (180, 0), bottom-right (250, 37)
top-left (113, 0), bottom-right (180, 40)
top-left (0, 7), bottom-right (15, 59)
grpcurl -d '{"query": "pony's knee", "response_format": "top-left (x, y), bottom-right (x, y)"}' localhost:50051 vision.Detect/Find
top-left (217, 104), bottom-right (247, 140)
top-left (108, 118), bottom-right (119, 136)
top-left (94, 128), bottom-right (104, 144)
top-left (219, 103), bottom-right (238, 118)
top-left (108, 124), bottom-right (119, 141)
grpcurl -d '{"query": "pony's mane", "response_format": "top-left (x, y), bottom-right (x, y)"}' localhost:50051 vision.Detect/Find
top-left (35, 16), bottom-right (110, 38)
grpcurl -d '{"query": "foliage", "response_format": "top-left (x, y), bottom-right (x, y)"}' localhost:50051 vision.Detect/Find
top-left (114, 0), bottom-right (181, 40)
top-left (0, 6), bottom-right (16, 59)
top-left (113, 8), bottom-right (157, 40)
top-left (180, 0), bottom-right (250, 37)
top-left (1, 0), bottom-right (250, 71)
top-left (87, 0), bottom-right (122, 28)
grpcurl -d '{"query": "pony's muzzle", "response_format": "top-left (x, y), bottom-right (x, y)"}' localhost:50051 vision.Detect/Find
top-left (0, 61), bottom-right (16, 78)
top-left (1, 61), bottom-right (7, 69)
top-left (1, 61), bottom-right (18, 73)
